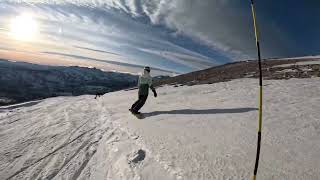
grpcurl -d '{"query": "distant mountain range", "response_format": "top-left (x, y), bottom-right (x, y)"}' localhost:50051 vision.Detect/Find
top-left (0, 59), bottom-right (140, 105)
top-left (2, 56), bottom-right (319, 106)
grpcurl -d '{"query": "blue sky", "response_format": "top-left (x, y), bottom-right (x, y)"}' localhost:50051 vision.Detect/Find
top-left (0, 0), bottom-right (319, 75)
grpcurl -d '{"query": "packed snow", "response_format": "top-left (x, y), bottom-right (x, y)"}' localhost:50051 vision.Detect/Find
top-left (0, 78), bottom-right (320, 180)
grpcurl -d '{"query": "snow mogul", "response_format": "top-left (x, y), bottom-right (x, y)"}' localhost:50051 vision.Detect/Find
top-left (129, 66), bottom-right (157, 116)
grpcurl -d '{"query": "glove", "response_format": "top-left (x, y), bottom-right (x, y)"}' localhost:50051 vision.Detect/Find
top-left (153, 90), bottom-right (157, 97)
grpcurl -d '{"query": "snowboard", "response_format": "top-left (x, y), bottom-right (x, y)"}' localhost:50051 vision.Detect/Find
top-left (129, 109), bottom-right (144, 119)
top-left (132, 113), bottom-right (144, 119)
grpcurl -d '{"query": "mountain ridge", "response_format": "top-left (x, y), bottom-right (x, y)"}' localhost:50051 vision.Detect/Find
top-left (0, 59), bottom-right (138, 105)
top-left (156, 56), bottom-right (320, 86)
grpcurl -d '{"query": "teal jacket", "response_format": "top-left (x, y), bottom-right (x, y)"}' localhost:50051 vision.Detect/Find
top-left (138, 71), bottom-right (154, 95)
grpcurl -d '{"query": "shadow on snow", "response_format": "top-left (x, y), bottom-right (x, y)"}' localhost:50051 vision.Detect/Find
top-left (143, 108), bottom-right (258, 118)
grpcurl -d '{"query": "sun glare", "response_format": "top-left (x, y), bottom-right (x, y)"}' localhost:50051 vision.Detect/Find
top-left (10, 13), bottom-right (38, 41)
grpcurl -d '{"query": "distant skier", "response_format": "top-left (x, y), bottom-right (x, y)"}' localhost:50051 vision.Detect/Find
top-left (129, 66), bottom-right (157, 115)
top-left (94, 92), bottom-right (105, 99)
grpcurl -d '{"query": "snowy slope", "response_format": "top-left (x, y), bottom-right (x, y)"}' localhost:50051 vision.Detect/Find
top-left (0, 78), bottom-right (320, 180)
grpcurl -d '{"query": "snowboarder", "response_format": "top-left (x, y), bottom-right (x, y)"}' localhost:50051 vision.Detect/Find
top-left (130, 66), bottom-right (157, 116)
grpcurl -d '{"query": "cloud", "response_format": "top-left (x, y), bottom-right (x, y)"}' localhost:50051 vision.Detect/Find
top-left (42, 51), bottom-right (178, 74)
top-left (0, 0), bottom-right (305, 74)
top-left (73, 46), bottom-right (122, 56)
top-left (117, 0), bottom-right (294, 59)
top-left (2, 0), bottom-right (251, 59)
top-left (139, 48), bottom-right (214, 70)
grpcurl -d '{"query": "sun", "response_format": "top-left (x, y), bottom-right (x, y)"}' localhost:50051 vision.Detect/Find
top-left (10, 13), bottom-right (39, 41)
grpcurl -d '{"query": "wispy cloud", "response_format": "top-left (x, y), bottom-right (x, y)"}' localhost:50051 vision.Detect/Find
top-left (0, 0), bottom-right (317, 74)
top-left (73, 46), bottom-right (122, 56)
top-left (42, 51), bottom-right (178, 74)
top-left (139, 48), bottom-right (215, 70)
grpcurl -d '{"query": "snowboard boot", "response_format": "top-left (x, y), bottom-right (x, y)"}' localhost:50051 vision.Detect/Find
top-left (129, 109), bottom-right (141, 115)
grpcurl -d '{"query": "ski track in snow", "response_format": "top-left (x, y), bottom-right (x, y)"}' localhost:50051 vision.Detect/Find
top-left (0, 78), bottom-right (320, 180)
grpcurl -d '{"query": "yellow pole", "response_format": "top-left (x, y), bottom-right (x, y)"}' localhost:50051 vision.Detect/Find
top-left (250, 0), bottom-right (263, 179)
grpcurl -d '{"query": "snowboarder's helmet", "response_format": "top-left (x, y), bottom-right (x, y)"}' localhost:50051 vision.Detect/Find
top-left (144, 66), bottom-right (150, 72)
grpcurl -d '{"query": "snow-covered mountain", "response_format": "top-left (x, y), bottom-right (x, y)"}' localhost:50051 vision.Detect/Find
top-left (0, 76), bottom-right (319, 179)
top-left (0, 59), bottom-right (138, 105)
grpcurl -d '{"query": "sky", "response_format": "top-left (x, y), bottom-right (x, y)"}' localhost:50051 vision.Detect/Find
top-left (0, 0), bottom-right (319, 75)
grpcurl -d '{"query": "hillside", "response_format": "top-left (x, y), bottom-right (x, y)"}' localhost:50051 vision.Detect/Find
top-left (0, 59), bottom-right (138, 105)
top-left (156, 56), bottom-right (320, 86)
top-left (0, 77), bottom-right (319, 180)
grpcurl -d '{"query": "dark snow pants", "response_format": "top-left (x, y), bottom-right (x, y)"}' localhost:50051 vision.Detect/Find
top-left (131, 95), bottom-right (148, 113)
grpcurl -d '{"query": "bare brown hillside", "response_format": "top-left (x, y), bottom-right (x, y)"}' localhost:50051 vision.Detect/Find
top-left (156, 57), bottom-right (320, 86)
